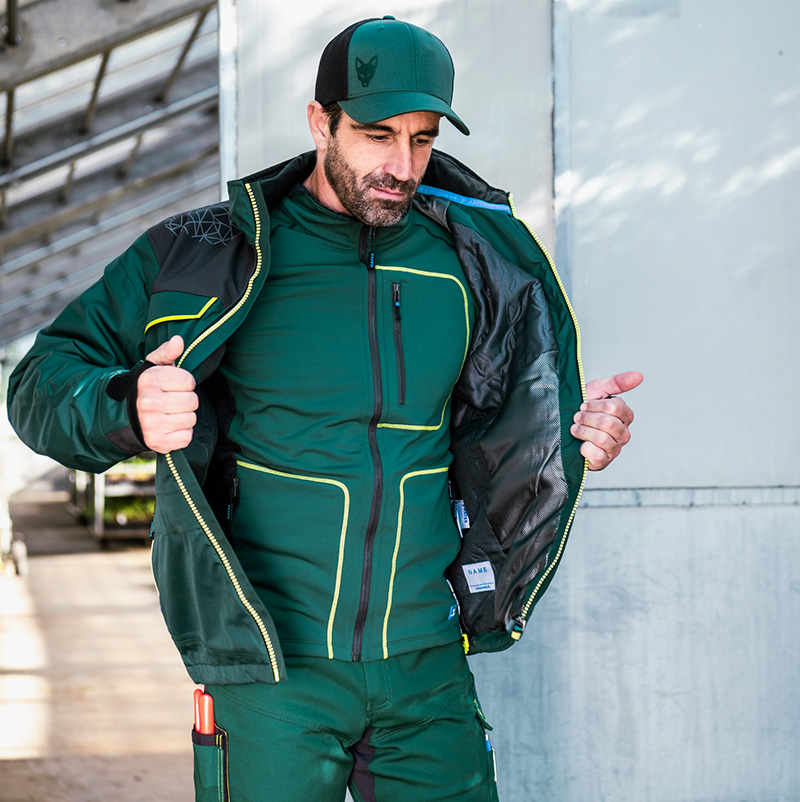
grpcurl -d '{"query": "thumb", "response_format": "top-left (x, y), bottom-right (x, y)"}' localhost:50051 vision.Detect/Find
top-left (585, 370), bottom-right (644, 400)
top-left (145, 335), bottom-right (185, 367)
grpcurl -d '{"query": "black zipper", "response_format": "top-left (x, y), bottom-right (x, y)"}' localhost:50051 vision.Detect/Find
top-left (391, 282), bottom-right (406, 406)
top-left (353, 225), bottom-right (382, 661)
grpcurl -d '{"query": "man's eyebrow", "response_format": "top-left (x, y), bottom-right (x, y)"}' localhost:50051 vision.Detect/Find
top-left (350, 122), bottom-right (440, 138)
top-left (350, 122), bottom-right (395, 134)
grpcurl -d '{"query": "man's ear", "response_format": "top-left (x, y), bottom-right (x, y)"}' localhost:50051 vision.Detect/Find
top-left (307, 100), bottom-right (331, 152)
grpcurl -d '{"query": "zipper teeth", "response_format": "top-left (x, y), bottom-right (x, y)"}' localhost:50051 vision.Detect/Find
top-left (353, 225), bottom-right (382, 661)
top-left (176, 183), bottom-right (263, 369)
top-left (165, 452), bottom-right (281, 681)
top-left (520, 467), bottom-right (587, 619)
top-left (164, 182), bottom-right (280, 681)
top-left (507, 192), bottom-right (588, 620)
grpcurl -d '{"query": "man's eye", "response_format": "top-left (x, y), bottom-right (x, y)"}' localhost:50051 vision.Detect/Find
top-left (414, 138), bottom-right (433, 147)
top-left (368, 134), bottom-right (389, 142)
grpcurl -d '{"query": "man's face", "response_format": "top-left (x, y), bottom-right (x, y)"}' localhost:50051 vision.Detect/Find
top-left (322, 110), bottom-right (441, 227)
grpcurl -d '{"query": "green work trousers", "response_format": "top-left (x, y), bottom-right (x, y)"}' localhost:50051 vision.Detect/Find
top-left (193, 640), bottom-right (499, 801)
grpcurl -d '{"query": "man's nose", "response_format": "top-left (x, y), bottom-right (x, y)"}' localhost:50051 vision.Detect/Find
top-left (383, 140), bottom-right (413, 182)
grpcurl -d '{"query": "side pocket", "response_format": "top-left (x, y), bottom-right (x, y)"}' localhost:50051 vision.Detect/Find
top-left (192, 726), bottom-right (229, 802)
top-left (472, 689), bottom-right (499, 802)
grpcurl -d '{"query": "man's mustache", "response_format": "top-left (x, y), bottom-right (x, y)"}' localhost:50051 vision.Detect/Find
top-left (366, 173), bottom-right (417, 195)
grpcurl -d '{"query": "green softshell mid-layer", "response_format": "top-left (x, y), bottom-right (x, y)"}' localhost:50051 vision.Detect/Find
top-left (7, 149), bottom-right (586, 685)
top-left (220, 187), bottom-right (475, 662)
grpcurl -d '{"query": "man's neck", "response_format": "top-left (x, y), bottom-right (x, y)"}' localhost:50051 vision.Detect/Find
top-left (302, 164), bottom-right (348, 216)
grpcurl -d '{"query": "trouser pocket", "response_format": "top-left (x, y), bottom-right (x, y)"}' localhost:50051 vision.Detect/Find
top-left (472, 688), bottom-right (500, 802)
top-left (192, 726), bottom-right (229, 802)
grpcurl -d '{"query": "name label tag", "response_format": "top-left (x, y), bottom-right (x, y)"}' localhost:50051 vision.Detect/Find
top-left (462, 561), bottom-right (496, 593)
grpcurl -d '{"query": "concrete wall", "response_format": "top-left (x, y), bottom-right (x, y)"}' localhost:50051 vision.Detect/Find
top-left (222, 1), bottom-right (800, 799)
top-left (500, 2), bottom-right (800, 800)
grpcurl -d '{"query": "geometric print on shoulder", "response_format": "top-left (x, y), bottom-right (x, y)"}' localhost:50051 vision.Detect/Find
top-left (165, 203), bottom-right (234, 245)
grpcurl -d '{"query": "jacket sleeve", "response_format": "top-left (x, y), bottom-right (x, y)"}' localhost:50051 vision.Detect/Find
top-left (7, 232), bottom-right (160, 473)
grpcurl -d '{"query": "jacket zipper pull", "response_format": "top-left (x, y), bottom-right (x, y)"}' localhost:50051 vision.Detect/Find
top-left (508, 615), bottom-right (526, 641)
top-left (391, 282), bottom-right (406, 406)
top-left (227, 476), bottom-right (239, 522)
top-left (359, 226), bottom-right (376, 270)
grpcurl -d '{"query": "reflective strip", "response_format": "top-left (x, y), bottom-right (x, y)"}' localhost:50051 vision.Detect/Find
top-left (381, 466), bottom-right (449, 659)
top-left (417, 184), bottom-right (512, 213)
top-left (144, 297), bottom-right (218, 333)
top-left (374, 265), bottom-right (470, 432)
top-left (237, 459), bottom-right (351, 660)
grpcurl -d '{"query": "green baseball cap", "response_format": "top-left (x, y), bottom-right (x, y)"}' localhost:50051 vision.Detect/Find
top-left (315, 16), bottom-right (469, 135)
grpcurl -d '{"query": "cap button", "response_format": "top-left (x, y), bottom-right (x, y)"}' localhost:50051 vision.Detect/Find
top-left (382, 15), bottom-right (396, 19)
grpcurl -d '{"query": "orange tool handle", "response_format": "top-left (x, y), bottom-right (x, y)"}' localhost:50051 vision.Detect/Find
top-left (193, 688), bottom-right (215, 734)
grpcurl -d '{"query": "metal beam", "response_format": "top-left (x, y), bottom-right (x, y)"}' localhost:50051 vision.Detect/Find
top-left (0, 0), bottom-right (215, 93)
top-left (81, 50), bottom-right (112, 134)
top-left (0, 86), bottom-right (217, 193)
top-left (2, 89), bottom-right (14, 164)
top-left (156, 6), bottom-right (210, 103)
top-left (4, 0), bottom-right (22, 46)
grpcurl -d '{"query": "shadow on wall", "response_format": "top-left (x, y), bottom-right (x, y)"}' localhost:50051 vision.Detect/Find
top-left (558, 3), bottom-right (799, 489)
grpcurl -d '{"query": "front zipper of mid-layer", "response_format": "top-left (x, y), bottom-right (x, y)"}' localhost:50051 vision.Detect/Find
top-left (163, 182), bottom-right (281, 682)
top-left (352, 224), bottom-right (382, 661)
top-left (391, 282), bottom-right (406, 406)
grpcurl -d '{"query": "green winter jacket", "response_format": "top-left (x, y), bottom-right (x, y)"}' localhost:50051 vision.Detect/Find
top-left (8, 149), bottom-right (586, 685)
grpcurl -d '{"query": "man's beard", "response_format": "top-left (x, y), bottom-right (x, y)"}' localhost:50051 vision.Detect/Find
top-left (324, 135), bottom-right (418, 227)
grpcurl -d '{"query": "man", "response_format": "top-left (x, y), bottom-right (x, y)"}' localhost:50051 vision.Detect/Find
top-left (8, 16), bottom-right (642, 802)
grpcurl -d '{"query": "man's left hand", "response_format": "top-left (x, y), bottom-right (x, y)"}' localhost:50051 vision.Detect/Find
top-left (571, 371), bottom-right (644, 471)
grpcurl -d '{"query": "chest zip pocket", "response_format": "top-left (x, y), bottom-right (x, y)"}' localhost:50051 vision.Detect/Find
top-left (392, 282), bottom-right (406, 407)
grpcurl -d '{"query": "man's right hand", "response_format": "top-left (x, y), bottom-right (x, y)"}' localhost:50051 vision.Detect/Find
top-left (136, 335), bottom-right (198, 453)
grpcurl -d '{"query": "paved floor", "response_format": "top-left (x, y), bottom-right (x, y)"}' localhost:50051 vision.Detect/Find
top-left (0, 473), bottom-right (195, 801)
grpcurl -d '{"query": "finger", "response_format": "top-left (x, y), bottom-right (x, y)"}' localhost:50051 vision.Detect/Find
top-left (579, 397), bottom-right (634, 426)
top-left (138, 365), bottom-right (197, 394)
top-left (138, 392), bottom-right (198, 416)
top-left (579, 440), bottom-right (612, 471)
top-left (145, 335), bottom-right (185, 367)
top-left (585, 370), bottom-right (644, 400)
top-left (144, 427), bottom-right (195, 454)
top-left (570, 422), bottom-right (622, 464)
top-left (573, 411), bottom-right (631, 446)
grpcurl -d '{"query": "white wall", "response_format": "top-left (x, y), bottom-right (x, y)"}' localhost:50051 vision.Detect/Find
top-left (560, 0), bottom-right (800, 491)
top-left (222, 0), bottom-right (555, 245)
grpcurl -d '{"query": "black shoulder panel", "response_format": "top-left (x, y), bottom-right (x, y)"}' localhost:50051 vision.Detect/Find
top-left (147, 201), bottom-right (254, 307)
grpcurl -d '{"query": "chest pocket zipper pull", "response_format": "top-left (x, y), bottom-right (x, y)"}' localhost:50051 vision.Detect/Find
top-left (392, 282), bottom-right (406, 406)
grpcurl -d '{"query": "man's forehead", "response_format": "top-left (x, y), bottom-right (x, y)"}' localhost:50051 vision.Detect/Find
top-left (347, 109), bottom-right (442, 133)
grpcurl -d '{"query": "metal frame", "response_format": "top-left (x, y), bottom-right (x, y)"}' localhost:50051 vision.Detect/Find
top-left (0, 86), bottom-right (217, 231)
top-left (0, 2), bottom-right (215, 165)
top-left (3, 0), bottom-right (21, 47)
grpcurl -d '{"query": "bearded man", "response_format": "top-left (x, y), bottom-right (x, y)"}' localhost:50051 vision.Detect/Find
top-left (8, 16), bottom-right (641, 802)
